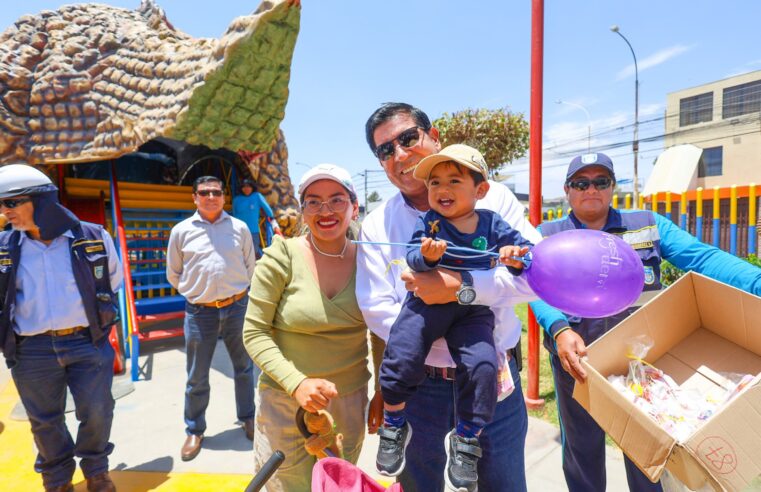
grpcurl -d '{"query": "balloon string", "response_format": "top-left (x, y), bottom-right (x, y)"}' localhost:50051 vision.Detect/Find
top-left (352, 240), bottom-right (500, 257)
top-left (352, 240), bottom-right (531, 266)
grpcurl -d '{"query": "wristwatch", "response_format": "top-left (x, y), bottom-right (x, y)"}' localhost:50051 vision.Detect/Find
top-left (456, 271), bottom-right (477, 305)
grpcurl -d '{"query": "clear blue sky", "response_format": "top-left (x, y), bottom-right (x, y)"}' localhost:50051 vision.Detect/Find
top-left (3, 1), bottom-right (760, 202)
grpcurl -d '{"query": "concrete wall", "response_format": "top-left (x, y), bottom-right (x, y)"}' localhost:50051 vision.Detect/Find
top-left (665, 70), bottom-right (761, 188)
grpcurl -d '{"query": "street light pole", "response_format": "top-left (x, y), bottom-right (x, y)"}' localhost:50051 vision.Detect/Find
top-left (555, 99), bottom-right (592, 152)
top-left (610, 25), bottom-right (639, 204)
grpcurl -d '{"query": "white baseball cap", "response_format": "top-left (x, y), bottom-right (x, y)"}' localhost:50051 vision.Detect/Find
top-left (297, 163), bottom-right (356, 198)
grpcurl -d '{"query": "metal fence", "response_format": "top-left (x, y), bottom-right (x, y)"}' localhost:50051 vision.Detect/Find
top-left (543, 184), bottom-right (759, 257)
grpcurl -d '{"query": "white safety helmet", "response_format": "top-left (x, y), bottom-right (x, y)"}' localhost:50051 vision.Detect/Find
top-left (0, 164), bottom-right (53, 199)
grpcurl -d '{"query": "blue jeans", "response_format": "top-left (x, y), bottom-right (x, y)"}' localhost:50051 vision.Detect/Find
top-left (550, 353), bottom-right (662, 492)
top-left (184, 296), bottom-right (255, 435)
top-left (11, 331), bottom-right (115, 489)
top-left (399, 355), bottom-right (527, 492)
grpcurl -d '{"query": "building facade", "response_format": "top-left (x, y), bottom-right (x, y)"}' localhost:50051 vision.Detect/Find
top-left (665, 70), bottom-right (761, 188)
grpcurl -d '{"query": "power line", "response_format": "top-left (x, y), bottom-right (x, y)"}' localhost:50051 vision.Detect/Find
top-left (508, 127), bottom-right (761, 175)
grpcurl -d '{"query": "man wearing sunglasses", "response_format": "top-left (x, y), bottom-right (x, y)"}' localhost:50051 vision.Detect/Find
top-left (166, 176), bottom-right (257, 461)
top-left (356, 102), bottom-right (541, 492)
top-left (530, 153), bottom-right (761, 492)
top-left (0, 164), bottom-right (123, 492)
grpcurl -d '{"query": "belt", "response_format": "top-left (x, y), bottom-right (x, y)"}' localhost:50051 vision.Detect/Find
top-left (424, 342), bottom-right (522, 381)
top-left (424, 365), bottom-right (456, 381)
top-left (196, 290), bottom-right (247, 309)
top-left (41, 326), bottom-right (88, 337)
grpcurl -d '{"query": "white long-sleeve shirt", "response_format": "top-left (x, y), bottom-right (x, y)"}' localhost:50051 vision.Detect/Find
top-left (356, 181), bottom-right (542, 368)
top-left (166, 211), bottom-right (256, 304)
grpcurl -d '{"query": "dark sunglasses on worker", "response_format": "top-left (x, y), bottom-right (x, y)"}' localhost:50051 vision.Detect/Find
top-left (374, 126), bottom-right (423, 161)
top-left (195, 189), bottom-right (224, 197)
top-left (0, 197), bottom-right (32, 209)
top-left (566, 176), bottom-right (614, 191)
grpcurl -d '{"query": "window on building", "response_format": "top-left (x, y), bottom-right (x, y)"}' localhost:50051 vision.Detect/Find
top-left (722, 79), bottom-right (761, 118)
top-left (698, 146), bottom-right (723, 177)
top-left (679, 92), bottom-right (713, 126)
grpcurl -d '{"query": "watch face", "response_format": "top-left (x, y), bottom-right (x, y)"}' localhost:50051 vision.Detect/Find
top-left (458, 287), bottom-right (477, 305)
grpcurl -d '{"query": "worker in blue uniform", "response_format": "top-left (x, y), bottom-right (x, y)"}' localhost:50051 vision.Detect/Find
top-left (530, 152), bottom-right (761, 492)
top-left (232, 179), bottom-right (278, 257)
top-left (0, 164), bottom-right (123, 492)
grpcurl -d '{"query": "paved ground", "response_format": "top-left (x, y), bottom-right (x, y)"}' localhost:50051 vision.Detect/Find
top-left (0, 338), bottom-right (639, 491)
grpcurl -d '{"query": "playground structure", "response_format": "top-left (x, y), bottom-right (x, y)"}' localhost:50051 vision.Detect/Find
top-left (53, 134), bottom-right (297, 381)
top-left (0, 0), bottom-right (302, 380)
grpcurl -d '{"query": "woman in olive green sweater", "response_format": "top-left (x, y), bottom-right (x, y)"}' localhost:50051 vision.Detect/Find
top-left (244, 164), bottom-right (382, 492)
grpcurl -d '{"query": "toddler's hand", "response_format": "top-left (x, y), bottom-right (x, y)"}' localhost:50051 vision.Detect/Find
top-left (421, 237), bottom-right (447, 263)
top-left (499, 245), bottom-right (530, 269)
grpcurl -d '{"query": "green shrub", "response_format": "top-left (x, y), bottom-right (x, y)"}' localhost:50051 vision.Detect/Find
top-left (661, 254), bottom-right (760, 287)
top-left (660, 260), bottom-right (685, 286)
top-left (746, 254), bottom-right (761, 268)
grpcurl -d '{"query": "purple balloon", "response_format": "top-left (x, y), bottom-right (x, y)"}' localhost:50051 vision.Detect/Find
top-left (525, 229), bottom-right (645, 318)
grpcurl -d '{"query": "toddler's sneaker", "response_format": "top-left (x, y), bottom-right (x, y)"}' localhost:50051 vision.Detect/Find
top-left (444, 429), bottom-right (482, 492)
top-left (375, 422), bottom-right (412, 477)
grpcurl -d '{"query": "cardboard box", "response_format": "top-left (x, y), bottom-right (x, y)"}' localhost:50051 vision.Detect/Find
top-left (573, 272), bottom-right (761, 491)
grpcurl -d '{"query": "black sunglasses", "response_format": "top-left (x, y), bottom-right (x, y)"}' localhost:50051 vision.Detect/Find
top-left (0, 197), bottom-right (32, 209)
top-left (374, 126), bottom-right (423, 161)
top-left (195, 189), bottom-right (224, 197)
top-left (566, 176), bottom-right (613, 191)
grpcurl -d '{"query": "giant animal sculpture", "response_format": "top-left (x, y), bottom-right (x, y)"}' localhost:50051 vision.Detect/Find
top-left (0, 0), bottom-right (301, 234)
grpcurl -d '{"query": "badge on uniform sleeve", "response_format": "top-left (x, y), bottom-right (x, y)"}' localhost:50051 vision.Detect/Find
top-left (643, 266), bottom-right (655, 285)
top-left (94, 265), bottom-right (104, 280)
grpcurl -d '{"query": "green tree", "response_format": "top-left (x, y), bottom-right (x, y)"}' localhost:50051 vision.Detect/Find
top-left (367, 191), bottom-right (382, 204)
top-left (433, 107), bottom-right (529, 178)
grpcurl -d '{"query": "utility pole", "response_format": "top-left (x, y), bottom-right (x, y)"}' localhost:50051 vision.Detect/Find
top-left (360, 169), bottom-right (386, 219)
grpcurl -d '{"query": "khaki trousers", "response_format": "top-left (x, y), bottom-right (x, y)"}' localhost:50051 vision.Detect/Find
top-left (254, 384), bottom-right (368, 492)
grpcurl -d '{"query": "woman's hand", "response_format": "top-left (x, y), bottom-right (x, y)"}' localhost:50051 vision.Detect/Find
top-left (367, 390), bottom-right (384, 434)
top-left (293, 378), bottom-right (338, 413)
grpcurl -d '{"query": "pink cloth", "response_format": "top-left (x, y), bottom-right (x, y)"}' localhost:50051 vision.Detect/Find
top-left (311, 458), bottom-right (403, 492)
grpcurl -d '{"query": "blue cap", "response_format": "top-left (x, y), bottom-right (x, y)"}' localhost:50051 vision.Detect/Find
top-left (566, 153), bottom-right (616, 181)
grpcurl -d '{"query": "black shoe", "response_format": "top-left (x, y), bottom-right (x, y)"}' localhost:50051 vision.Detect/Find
top-left (444, 429), bottom-right (482, 492)
top-left (375, 422), bottom-right (412, 477)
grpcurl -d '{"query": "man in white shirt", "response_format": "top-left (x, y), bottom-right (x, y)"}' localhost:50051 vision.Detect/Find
top-left (356, 103), bottom-right (540, 492)
top-left (166, 176), bottom-right (257, 461)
